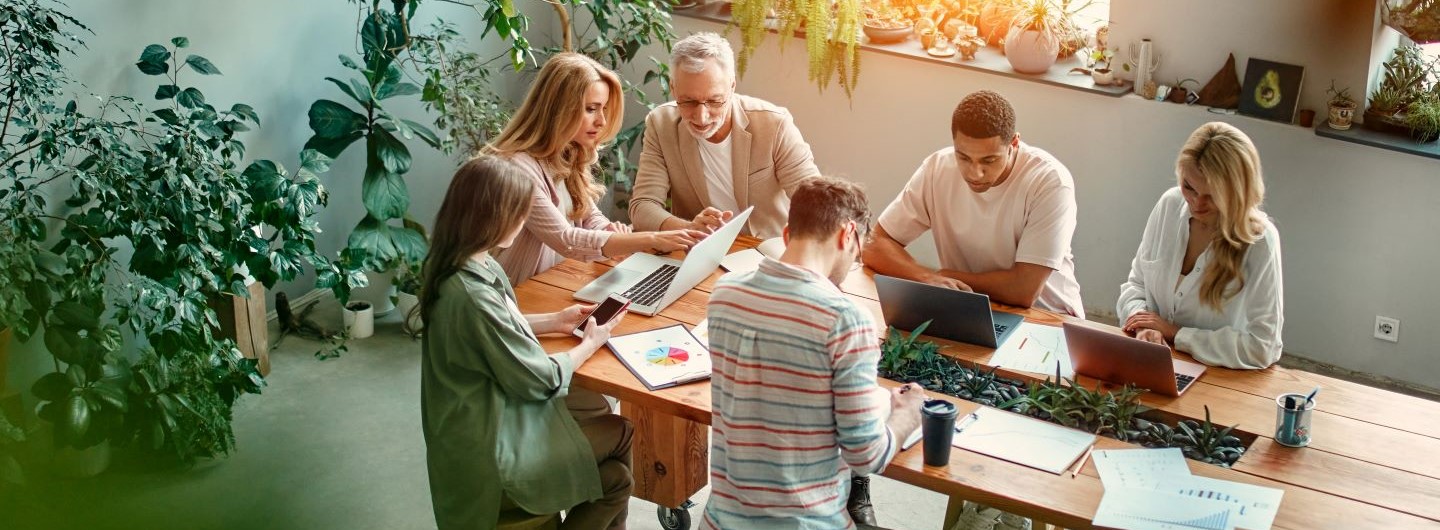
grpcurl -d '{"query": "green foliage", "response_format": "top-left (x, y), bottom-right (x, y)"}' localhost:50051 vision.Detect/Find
top-left (877, 329), bottom-right (1244, 467)
top-left (1372, 44), bottom-right (1438, 114)
top-left (3, 3), bottom-right (329, 463)
top-left (1404, 94), bottom-right (1440, 142)
top-left (303, 2), bottom-right (441, 296)
top-left (1326, 80), bottom-right (1356, 108)
top-left (733, 0), bottom-right (863, 97)
top-left (0, 409), bottom-right (31, 487)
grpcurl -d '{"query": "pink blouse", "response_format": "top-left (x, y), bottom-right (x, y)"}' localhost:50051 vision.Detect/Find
top-left (495, 152), bottom-right (616, 285)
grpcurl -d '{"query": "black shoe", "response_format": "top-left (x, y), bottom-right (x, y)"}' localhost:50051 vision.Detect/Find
top-left (848, 475), bottom-right (877, 526)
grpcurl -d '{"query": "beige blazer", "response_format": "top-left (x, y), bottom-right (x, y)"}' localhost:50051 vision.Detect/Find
top-left (629, 94), bottom-right (821, 239)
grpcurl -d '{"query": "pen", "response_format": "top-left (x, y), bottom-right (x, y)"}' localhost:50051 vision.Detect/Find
top-left (952, 412), bottom-right (980, 434)
top-left (1040, 350), bottom-right (1051, 364)
top-left (1019, 337), bottom-right (1029, 349)
top-left (1070, 445), bottom-right (1094, 479)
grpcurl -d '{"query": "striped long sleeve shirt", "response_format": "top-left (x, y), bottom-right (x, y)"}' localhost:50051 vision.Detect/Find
top-left (702, 258), bottom-right (895, 530)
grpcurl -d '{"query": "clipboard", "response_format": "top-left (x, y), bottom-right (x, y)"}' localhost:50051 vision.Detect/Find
top-left (606, 324), bottom-right (712, 391)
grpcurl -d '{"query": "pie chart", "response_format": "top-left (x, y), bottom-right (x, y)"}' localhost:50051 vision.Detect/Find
top-left (645, 346), bottom-right (690, 366)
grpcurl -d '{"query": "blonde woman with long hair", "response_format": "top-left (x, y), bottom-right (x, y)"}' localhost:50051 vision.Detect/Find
top-left (1117, 122), bottom-right (1284, 369)
top-left (488, 52), bottom-right (704, 286)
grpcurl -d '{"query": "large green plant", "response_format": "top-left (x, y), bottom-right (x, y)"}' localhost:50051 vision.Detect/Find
top-left (2, 1), bottom-right (331, 462)
top-left (732, 0), bottom-right (862, 96)
top-left (303, 0), bottom-right (441, 294)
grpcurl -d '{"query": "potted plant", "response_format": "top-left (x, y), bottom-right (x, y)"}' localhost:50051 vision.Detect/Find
top-left (1071, 46), bottom-right (1116, 85)
top-left (1326, 81), bottom-right (1358, 130)
top-left (1002, 0), bottom-right (1064, 74)
top-left (1365, 44), bottom-right (1436, 134)
top-left (394, 259), bottom-right (424, 336)
top-left (1405, 95), bottom-right (1440, 143)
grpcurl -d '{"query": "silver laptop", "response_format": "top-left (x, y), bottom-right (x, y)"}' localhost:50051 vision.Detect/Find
top-left (874, 274), bottom-right (1024, 348)
top-left (1063, 322), bottom-right (1208, 397)
top-left (574, 207), bottom-right (754, 316)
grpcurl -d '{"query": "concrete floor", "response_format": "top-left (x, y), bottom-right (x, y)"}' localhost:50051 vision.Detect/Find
top-left (3, 307), bottom-right (949, 530)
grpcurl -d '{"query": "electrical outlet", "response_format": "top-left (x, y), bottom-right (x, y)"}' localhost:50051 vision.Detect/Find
top-left (1374, 316), bottom-right (1400, 343)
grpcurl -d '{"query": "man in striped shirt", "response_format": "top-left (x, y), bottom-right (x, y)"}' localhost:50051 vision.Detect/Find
top-left (702, 176), bottom-right (926, 530)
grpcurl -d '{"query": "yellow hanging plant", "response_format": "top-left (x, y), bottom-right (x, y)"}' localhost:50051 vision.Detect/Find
top-left (731, 0), bottom-right (863, 97)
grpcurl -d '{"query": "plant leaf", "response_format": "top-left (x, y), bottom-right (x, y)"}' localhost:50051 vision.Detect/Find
top-left (325, 76), bottom-right (370, 106)
top-left (155, 84), bottom-right (180, 100)
top-left (400, 119), bottom-right (441, 148)
top-left (361, 163), bottom-right (409, 220)
top-left (177, 87), bottom-right (206, 109)
top-left (371, 127), bottom-right (412, 174)
top-left (171, 36), bottom-right (189, 48)
top-left (184, 54), bottom-right (222, 75)
top-left (307, 99), bottom-right (367, 139)
top-left (231, 103), bottom-right (260, 125)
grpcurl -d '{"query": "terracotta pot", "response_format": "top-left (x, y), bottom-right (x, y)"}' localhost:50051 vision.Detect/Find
top-left (1297, 109), bottom-right (1316, 128)
top-left (1328, 103), bottom-right (1356, 130)
top-left (1003, 27), bottom-right (1060, 74)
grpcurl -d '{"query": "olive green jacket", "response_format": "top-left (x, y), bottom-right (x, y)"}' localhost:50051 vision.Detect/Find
top-left (421, 255), bottom-right (601, 529)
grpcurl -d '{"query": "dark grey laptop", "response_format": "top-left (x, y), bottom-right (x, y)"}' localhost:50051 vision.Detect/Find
top-left (874, 274), bottom-right (1024, 348)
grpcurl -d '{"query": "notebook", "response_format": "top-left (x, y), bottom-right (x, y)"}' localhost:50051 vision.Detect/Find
top-left (606, 324), bottom-right (712, 391)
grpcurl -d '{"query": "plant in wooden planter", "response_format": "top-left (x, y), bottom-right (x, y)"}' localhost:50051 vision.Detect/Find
top-left (1175, 406), bottom-right (1245, 466)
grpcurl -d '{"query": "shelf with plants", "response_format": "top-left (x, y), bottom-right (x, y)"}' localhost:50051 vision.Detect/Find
top-left (878, 322), bottom-right (1255, 468)
top-left (671, 0), bottom-right (1131, 98)
top-left (1315, 42), bottom-right (1440, 160)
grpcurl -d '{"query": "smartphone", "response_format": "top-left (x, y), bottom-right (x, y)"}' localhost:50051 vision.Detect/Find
top-left (572, 295), bottom-right (630, 338)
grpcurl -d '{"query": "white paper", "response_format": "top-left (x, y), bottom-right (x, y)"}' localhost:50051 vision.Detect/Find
top-left (719, 248), bottom-right (765, 273)
top-left (987, 322), bottom-right (1074, 378)
top-left (1092, 486), bottom-right (1237, 530)
top-left (1092, 449), bottom-right (1284, 530)
top-left (1093, 448), bottom-right (1192, 490)
top-left (951, 407), bottom-right (1096, 474)
top-left (1163, 475), bottom-right (1284, 530)
top-left (607, 324), bottom-right (712, 390)
top-left (755, 236), bottom-right (786, 258)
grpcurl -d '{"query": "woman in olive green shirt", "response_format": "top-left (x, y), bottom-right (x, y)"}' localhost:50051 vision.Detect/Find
top-left (419, 156), bottom-right (633, 530)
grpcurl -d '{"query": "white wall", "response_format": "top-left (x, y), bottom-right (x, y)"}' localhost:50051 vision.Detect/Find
top-left (669, 0), bottom-right (1440, 390)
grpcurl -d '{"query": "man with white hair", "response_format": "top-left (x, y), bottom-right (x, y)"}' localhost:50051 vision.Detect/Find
top-left (629, 32), bottom-right (821, 240)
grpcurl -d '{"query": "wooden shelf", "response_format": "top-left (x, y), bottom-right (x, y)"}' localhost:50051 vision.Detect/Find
top-left (671, 3), bottom-right (1133, 98)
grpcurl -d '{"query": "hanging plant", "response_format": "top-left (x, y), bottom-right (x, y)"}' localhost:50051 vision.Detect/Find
top-left (1383, 0), bottom-right (1440, 44)
top-left (731, 0), bottom-right (864, 97)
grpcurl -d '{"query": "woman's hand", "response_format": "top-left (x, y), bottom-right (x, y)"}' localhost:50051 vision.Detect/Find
top-left (648, 230), bottom-right (705, 253)
top-left (606, 221), bottom-right (633, 234)
top-left (1124, 311), bottom-right (1180, 342)
top-left (549, 303), bottom-right (595, 335)
top-left (570, 309), bottom-right (628, 365)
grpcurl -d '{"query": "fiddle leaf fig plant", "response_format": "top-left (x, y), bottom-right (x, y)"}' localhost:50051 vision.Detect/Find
top-left (303, 1), bottom-right (440, 296)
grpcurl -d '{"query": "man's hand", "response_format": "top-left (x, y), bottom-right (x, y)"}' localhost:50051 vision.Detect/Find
top-left (1124, 311), bottom-right (1180, 342)
top-left (687, 207), bottom-right (733, 234)
top-left (922, 272), bottom-right (973, 292)
top-left (649, 229), bottom-right (707, 253)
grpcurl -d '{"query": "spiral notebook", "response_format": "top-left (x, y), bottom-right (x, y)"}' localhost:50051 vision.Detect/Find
top-left (606, 324), bottom-right (712, 391)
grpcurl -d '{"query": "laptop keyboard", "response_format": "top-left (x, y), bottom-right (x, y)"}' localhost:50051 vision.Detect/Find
top-left (621, 264), bottom-right (680, 307)
top-left (1175, 373), bottom-right (1196, 392)
top-left (993, 322), bottom-right (1011, 338)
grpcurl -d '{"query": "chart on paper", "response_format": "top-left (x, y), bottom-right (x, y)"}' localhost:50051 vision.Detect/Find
top-left (607, 324), bottom-right (713, 390)
top-left (987, 322), bottom-right (1074, 378)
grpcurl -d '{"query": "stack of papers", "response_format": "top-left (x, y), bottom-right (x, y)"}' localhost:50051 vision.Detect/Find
top-left (1090, 448), bottom-right (1285, 530)
top-left (987, 322), bottom-right (1074, 379)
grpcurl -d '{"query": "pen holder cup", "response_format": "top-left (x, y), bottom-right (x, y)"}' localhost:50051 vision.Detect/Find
top-left (1274, 393), bottom-right (1316, 447)
top-left (921, 400), bottom-right (958, 466)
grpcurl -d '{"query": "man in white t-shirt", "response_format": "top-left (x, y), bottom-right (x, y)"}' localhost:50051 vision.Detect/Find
top-left (864, 90), bottom-right (1085, 317)
top-left (629, 32), bottom-right (821, 239)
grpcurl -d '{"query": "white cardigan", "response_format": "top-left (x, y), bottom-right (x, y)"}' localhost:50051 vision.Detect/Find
top-left (1116, 188), bottom-right (1284, 369)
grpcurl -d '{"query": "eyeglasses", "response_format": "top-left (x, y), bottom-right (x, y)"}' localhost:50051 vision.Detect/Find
top-left (676, 97), bottom-right (727, 111)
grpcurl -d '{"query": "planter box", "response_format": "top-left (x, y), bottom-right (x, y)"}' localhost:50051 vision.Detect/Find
top-left (211, 282), bottom-right (269, 376)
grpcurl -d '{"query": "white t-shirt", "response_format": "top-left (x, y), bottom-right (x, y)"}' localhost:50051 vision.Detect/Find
top-left (876, 142), bottom-right (1085, 317)
top-left (697, 134), bottom-right (740, 215)
top-left (1116, 187), bottom-right (1284, 369)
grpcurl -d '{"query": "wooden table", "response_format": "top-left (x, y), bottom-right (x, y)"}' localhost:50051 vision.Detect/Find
top-left (515, 236), bottom-right (1440, 529)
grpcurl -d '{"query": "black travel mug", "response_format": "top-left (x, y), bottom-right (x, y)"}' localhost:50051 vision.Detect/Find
top-left (921, 399), bottom-right (958, 467)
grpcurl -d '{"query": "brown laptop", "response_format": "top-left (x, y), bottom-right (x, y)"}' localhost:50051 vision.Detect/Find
top-left (1062, 322), bottom-right (1208, 397)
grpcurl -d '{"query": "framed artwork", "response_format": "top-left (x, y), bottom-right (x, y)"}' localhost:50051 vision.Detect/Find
top-left (1239, 58), bottom-right (1305, 123)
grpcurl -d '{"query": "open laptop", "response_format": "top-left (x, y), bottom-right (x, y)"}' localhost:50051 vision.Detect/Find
top-left (573, 207), bottom-right (754, 316)
top-left (1063, 322), bottom-right (1208, 397)
top-left (874, 274), bottom-right (1024, 348)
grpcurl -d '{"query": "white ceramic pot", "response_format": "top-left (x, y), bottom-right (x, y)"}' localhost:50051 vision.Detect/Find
top-left (1003, 26), bottom-right (1060, 74)
top-left (351, 271), bottom-right (397, 317)
top-left (396, 291), bottom-right (423, 332)
top-left (343, 300), bottom-right (375, 339)
top-left (53, 440), bottom-right (111, 478)
top-left (1091, 68), bottom-right (1114, 86)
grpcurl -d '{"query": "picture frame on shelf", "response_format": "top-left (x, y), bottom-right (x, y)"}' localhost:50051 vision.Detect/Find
top-left (1239, 58), bottom-right (1305, 124)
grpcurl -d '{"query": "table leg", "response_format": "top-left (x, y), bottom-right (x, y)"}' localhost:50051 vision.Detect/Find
top-left (943, 494), bottom-right (965, 530)
top-left (620, 400), bottom-right (709, 508)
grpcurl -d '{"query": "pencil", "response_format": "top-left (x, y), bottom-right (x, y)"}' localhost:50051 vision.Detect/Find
top-left (1070, 445), bottom-right (1094, 479)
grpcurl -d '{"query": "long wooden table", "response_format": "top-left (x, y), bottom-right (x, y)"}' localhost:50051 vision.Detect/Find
top-left (515, 236), bottom-right (1440, 529)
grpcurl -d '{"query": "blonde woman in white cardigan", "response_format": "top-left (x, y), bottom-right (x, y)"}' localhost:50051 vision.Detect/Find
top-left (1117, 122), bottom-right (1283, 370)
